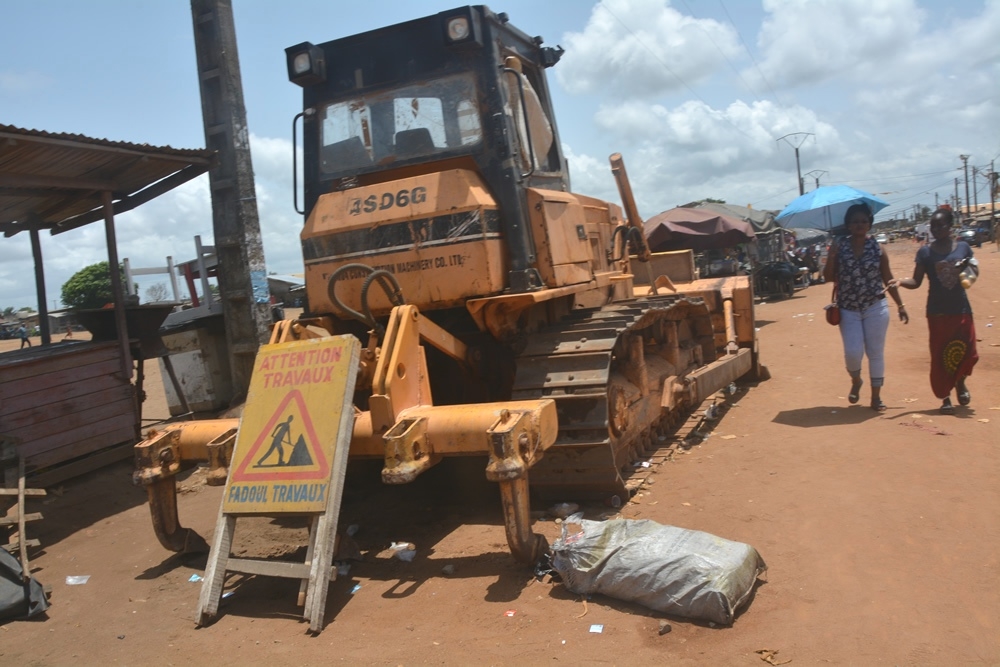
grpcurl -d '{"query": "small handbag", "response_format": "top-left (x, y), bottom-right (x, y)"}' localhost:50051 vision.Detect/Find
top-left (824, 284), bottom-right (840, 325)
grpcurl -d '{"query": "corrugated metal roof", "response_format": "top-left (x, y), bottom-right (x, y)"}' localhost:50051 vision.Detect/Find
top-left (0, 124), bottom-right (216, 237)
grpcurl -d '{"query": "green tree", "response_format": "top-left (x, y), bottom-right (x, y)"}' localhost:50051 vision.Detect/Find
top-left (61, 261), bottom-right (126, 310)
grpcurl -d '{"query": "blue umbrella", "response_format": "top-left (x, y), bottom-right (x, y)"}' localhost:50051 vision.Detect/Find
top-left (775, 185), bottom-right (889, 231)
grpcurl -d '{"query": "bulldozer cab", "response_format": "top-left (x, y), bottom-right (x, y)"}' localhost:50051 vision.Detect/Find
top-left (287, 5), bottom-right (569, 293)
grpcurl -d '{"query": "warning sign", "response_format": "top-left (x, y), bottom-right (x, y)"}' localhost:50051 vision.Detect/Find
top-left (223, 335), bottom-right (361, 514)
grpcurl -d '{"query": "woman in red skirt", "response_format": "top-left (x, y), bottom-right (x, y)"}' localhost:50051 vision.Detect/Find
top-left (891, 208), bottom-right (979, 414)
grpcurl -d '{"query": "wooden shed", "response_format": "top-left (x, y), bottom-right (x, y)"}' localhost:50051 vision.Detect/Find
top-left (0, 124), bottom-right (215, 484)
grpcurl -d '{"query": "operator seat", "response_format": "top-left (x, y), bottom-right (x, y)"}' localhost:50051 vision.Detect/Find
top-left (394, 128), bottom-right (435, 158)
top-left (322, 137), bottom-right (371, 171)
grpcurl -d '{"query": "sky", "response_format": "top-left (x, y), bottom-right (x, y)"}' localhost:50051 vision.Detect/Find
top-left (1, 0), bottom-right (998, 311)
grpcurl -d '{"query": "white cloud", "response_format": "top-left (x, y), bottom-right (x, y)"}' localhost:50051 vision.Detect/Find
top-left (556, 0), bottom-right (742, 97)
top-left (594, 98), bottom-right (841, 176)
top-left (752, 0), bottom-right (924, 90)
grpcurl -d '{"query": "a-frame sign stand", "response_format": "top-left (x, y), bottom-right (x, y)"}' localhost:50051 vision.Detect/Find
top-left (196, 335), bottom-right (360, 633)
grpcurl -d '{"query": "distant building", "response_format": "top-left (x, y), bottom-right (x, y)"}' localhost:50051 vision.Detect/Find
top-left (266, 274), bottom-right (305, 305)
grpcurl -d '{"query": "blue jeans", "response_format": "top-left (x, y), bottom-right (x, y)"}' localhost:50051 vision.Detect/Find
top-left (838, 299), bottom-right (889, 387)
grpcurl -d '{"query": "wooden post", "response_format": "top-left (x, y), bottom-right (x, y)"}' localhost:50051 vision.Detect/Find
top-left (29, 228), bottom-right (51, 346)
top-left (102, 191), bottom-right (133, 380)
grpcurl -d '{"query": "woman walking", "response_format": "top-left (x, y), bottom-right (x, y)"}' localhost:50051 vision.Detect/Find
top-left (823, 203), bottom-right (908, 411)
top-left (890, 208), bottom-right (978, 414)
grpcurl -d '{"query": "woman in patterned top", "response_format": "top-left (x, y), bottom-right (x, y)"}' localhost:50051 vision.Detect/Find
top-left (890, 208), bottom-right (978, 414)
top-left (823, 203), bottom-right (908, 412)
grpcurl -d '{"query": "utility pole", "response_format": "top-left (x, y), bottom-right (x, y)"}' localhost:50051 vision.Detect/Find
top-left (777, 133), bottom-right (814, 196)
top-left (191, 0), bottom-right (274, 399)
top-left (959, 154), bottom-right (970, 221)
top-left (991, 160), bottom-right (997, 237)
top-left (803, 169), bottom-right (827, 190)
top-left (954, 177), bottom-right (960, 213)
top-left (972, 166), bottom-right (979, 211)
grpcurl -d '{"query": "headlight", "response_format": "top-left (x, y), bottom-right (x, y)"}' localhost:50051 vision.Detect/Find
top-left (293, 53), bottom-right (312, 75)
top-left (446, 17), bottom-right (470, 41)
top-left (285, 42), bottom-right (326, 87)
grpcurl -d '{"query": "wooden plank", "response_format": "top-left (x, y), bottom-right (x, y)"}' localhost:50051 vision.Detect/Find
top-left (24, 423), bottom-right (137, 472)
top-left (0, 372), bottom-right (125, 415)
top-left (226, 558), bottom-right (314, 579)
top-left (2, 386), bottom-right (134, 431)
top-left (298, 516), bottom-right (319, 606)
top-left (196, 513), bottom-right (236, 626)
top-left (0, 358), bottom-right (124, 398)
top-left (305, 339), bottom-right (360, 632)
top-left (0, 488), bottom-right (46, 496)
top-left (3, 538), bottom-right (40, 552)
top-left (0, 340), bottom-right (119, 368)
top-left (17, 455), bottom-right (29, 577)
top-left (0, 512), bottom-right (42, 526)
top-left (29, 440), bottom-right (135, 487)
top-left (0, 342), bottom-right (119, 383)
top-left (4, 398), bottom-right (136, 449)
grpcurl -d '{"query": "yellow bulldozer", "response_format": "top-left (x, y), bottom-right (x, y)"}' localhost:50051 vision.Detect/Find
top-left (134, 5), bottom-right (762, 564)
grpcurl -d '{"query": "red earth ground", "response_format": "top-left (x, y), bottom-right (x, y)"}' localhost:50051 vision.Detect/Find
top-left (1, 239), bottom-right (998, 665)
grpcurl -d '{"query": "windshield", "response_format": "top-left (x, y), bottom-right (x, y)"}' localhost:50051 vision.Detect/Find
top-left (319, 73), bottom-right (482, 175)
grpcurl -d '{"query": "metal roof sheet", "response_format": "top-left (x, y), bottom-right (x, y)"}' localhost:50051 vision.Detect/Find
top-left (0, 124), bottom-right (216, 237)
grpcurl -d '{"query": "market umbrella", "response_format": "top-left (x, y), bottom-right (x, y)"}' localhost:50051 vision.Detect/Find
top-left (775, 185), bottom-right (889, 231)
top-left (644, 207), bottom-right (755, 252)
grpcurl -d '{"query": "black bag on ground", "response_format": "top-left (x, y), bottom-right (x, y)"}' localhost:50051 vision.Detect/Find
top-left (0, 549), bottom-right (49, 622)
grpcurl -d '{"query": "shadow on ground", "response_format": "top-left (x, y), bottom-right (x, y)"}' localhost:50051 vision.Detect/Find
top-left (772, 405), bottom-right (881, 427)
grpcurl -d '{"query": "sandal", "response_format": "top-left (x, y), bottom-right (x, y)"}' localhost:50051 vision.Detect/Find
top-left (871, 399), bottom-right (887, 413)
top-left (848, 380), bottom-right (863, 405)
top-left (957, 388), bottom-right (971, 406)
top-left (940, 398), bottom-right (955, 415)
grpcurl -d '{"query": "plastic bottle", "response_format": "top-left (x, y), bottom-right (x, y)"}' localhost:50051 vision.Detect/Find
top-left (956, 257), bottom-right (979, 289)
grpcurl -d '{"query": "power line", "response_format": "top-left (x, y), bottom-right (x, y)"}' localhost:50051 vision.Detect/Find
top-left (679, 0), bottom-right (762, 102)
top-left (718, 0), bottom-right (784, 105)
top-left (749, 183), bottom-right (801, 209)
top-left (830, 169), bottom-right (957, 185)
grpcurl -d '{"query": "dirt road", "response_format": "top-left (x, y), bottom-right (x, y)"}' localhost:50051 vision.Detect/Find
top-left (2, 240), bottom-right (998, 665)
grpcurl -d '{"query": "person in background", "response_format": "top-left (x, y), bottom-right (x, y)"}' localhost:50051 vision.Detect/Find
top-left (805, 245), bottom-right (820, 284)
top-left (18, 324), bottom-right (31, 349)
top-left (823, 203), bottom-right (908, 412)
top-left (890, 208), bottom-right (978, 414)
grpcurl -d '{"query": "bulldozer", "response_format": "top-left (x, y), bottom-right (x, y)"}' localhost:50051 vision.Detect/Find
top-left (134, 5), bottom-right (762, 565)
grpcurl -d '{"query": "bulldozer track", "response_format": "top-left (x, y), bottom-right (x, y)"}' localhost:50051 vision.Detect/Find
top-left (512, 294), bottom-right (717, 501)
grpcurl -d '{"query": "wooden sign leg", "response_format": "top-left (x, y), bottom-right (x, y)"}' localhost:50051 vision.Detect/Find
top-left (297, 515), bottom-right (320, 607)
top-left (305, 510), bottom-right (338, 632)
top-left (196, 510), bottom-right (236, 626)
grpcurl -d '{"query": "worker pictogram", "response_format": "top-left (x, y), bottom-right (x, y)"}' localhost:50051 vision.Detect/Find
top-left (256, 415), bottom-right (307, 467)
top-left (231, 390), bottom-right (328, 481)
